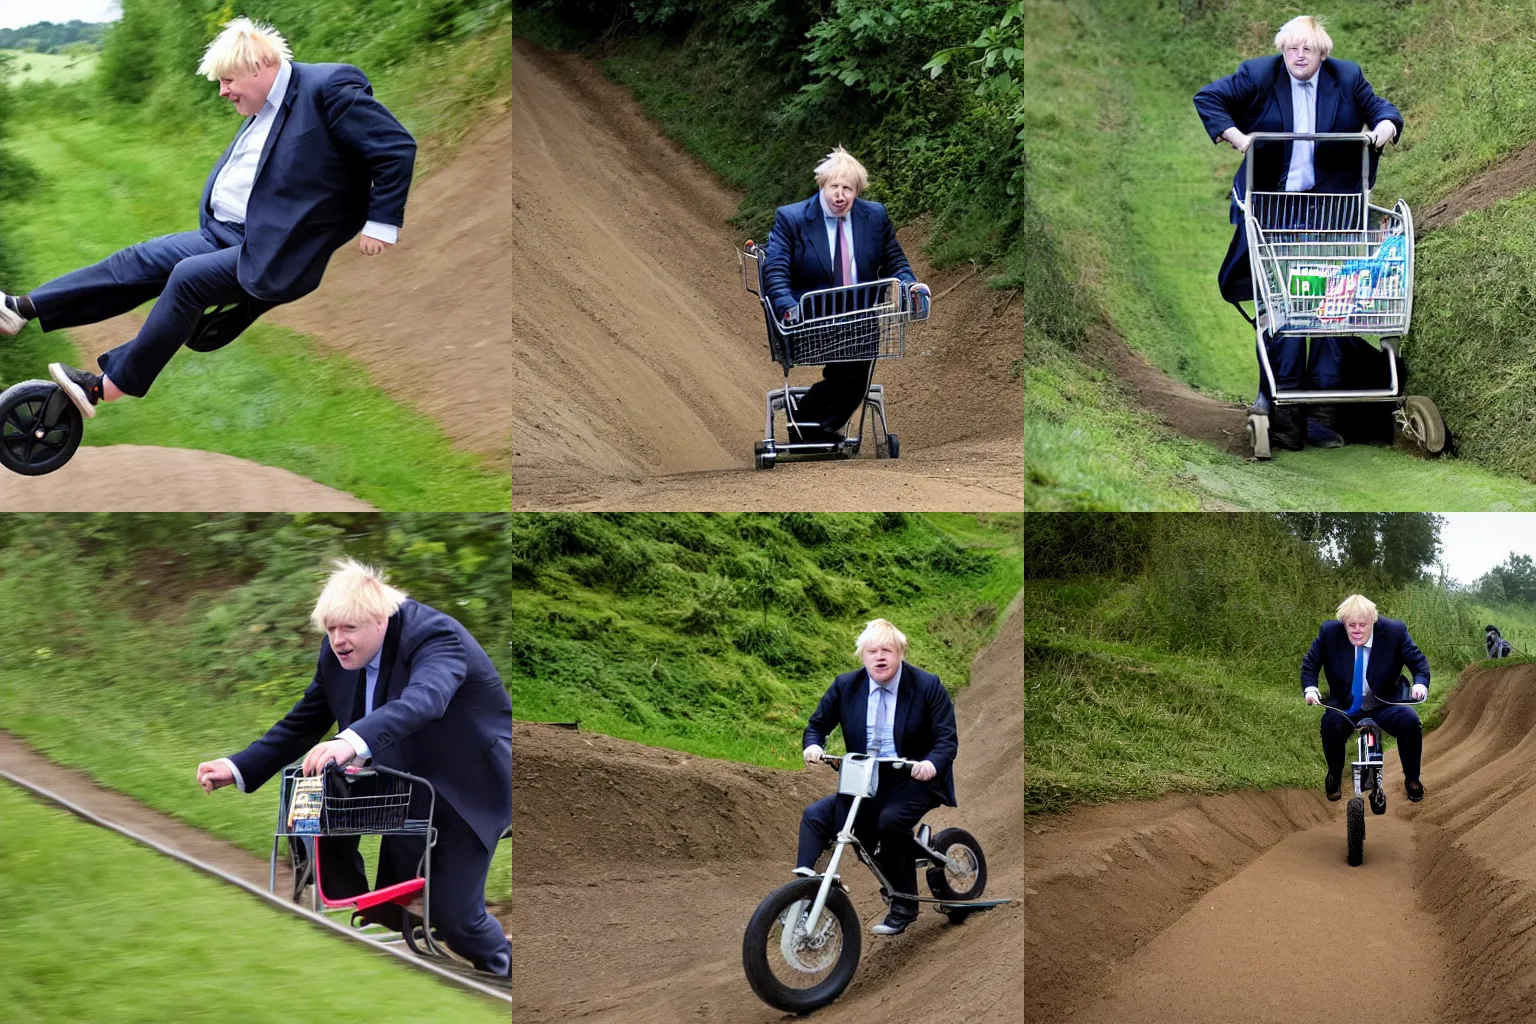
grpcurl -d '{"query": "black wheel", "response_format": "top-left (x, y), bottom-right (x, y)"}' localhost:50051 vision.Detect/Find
top-left (887, 433), bottom-right (900, 459)
top-left (925, 827), bottom-right (987, 901)
top-left (1401, 395), bottom-right (1445, 455)
top-left (742, 878), bottom-right (861, 1014)
top-left (0, 379), bottom-right (83, 476)
top-left (1347, 796), bottom-right (1365, 866)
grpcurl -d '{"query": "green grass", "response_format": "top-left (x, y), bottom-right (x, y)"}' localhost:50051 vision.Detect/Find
top-left (0, 783), bottom-right (508, 1023)
top-left (1024, 574), bottom-right (1467, 814)
top-left (512, 513), bottom-right (1023, 766)
top-left (0, 26), bottom-right (513, 510)
top-left (1024, 0), bottom-right (1536, 509)
top-left (0, 49), bottom-right (96, 85)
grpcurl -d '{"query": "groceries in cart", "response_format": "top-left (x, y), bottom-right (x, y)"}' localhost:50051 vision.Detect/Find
top-left (287, 776), bottom-right (324, 834)
top-left (1317, 233), bottom-right (1407, 324)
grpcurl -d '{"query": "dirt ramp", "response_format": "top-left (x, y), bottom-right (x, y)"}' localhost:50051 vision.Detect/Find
top-left (0, 444), bottom-right (372, 510)
top-left (1410, 663), bottom-right (1536, 1023)
top-left (512, 598), bottom-right (1022, 1022)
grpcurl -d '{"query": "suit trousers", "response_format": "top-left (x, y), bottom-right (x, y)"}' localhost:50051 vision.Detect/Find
top-left (27, 219), bottom-right (258, 397)
top-left (796, 766), bottom-right (942, 916)
top-left (316, 793), bottom-right (510, 976)
top-left (1320, 702), bottom-right (1422, 784)
top-left (793, 360), bottom-right (875, 434)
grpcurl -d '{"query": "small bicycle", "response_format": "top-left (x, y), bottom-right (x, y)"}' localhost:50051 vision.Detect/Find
top-left (739, 242), bottom-right (930, 470)
top-left (1316, 696), bottom-right (1424, 867)
top-left (268, 760), bottom-right (510, 990)
top-left (0, 301), bottom-right (259, 475)
top-left (741, 753), bottom-right (1008, 1013)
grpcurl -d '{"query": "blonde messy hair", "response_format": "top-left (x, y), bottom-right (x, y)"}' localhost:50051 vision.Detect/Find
top-left (1274, 15), bottom-right (1333, 60)
top-left (310, 558), bottom-right (408, 631)
top-left (854, 618), bottom-right (908, 657)
top-left (814, 145), bottom-right (869, 194)
top-left (197, 17), bottom-right (292, 80)
top-left (1336, 593), bottom-right (1379, 626)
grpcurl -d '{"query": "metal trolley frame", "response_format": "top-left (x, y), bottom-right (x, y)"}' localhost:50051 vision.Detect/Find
top-left (269, 762), bottom-right (458, 964)
top-left (1236, 132), bottom-right (1444, 459)
top-left (740, 241), bottom-right (930, 470)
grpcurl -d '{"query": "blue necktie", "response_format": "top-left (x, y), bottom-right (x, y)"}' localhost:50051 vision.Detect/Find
top-left (1348, 645), bottom-right (1365, 716)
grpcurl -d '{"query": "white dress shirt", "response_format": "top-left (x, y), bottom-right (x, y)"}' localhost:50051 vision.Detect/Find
top-left (1285, 72), bottom-right (1318, 193)
top-left (818, 192), bottom-right (857, 285)
top-left (220, 647), bottom-right (380, 792)
top-left (209, 59), bottom-right (397, 244)
top-left (866, 665), bottom-right (901, 757)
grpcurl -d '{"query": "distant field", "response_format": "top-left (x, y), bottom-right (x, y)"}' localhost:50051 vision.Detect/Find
top-left (1, 49), bottom-right (97, 85)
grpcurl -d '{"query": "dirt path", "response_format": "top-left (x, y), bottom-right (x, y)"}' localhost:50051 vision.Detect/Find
top-left (0, 443), bottom-right (372, 510)
top-left (1415, 140), bottom-right (1536, 234)
top-left (1085, 322), bottom-right (1247, 453)
top-left (1031, 661), bottom-right (1536, 1024)
top-left (511, 597), bottom-right (1023, 1022)
top-left (510, 40), bottom-right (1021, 510)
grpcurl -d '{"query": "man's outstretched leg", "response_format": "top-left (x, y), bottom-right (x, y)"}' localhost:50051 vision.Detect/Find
top-left (50, 245), bottom-right (249, 418)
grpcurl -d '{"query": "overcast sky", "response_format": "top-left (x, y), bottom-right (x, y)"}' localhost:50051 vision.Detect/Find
top-left (1438, 514), bottom-right (1536, 585)
top-left (0, 2), bottom-right (119, 32)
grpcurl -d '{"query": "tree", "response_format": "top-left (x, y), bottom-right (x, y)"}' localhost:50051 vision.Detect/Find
top-left (1275, 513), bottom-right (1443, 586)
top-left (1473, 553), bottom-right (1536, 606)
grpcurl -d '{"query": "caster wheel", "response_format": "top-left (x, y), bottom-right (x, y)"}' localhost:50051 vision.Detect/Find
top-left (1401, 395), bottom-right (1445, 455)
top-left (0, 380), bottom-right (83, 476)
top-left (754, 440), bottom-right (776, 470)
top-left (887, 433), bottom-right (899, 459)
top-left (1247, 413), bottom-right (1271, 460)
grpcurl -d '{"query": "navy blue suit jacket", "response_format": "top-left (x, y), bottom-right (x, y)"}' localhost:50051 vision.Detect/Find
top-left (229, 599), bottom-right (511, 851)
top-left (1193, 56), bottom-right (1402, 302)
top-left (802, 662), bottom-right (958, 806)
top-left (762, 194), bottom-right (915, 319)
top-left (200, 62), bottom-right (417, 304)
top-left (1299, 616), bottom-right (1430, 709)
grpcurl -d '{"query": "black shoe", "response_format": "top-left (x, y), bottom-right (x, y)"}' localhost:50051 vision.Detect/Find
top-left (1370, 784), bottom-right (1387, 815)
top-left (48, 363), bottom-right (103, 420)
top-left (1325, 771), bottom-right (1341, 801)
top-left (871, 909), bottom-right (917, 936)
top-left (1306, 408), bottom-right (1345, 449)
top-left (1405, 779), bottom-right (1425, 803)
top-left (1271, 405), bottom-right (1305, 451)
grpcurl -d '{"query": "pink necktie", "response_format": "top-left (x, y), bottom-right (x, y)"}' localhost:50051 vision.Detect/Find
top-left (838, 217), bottom-right (853, 286)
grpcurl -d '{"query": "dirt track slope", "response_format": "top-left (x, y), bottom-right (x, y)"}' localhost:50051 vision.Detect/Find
top-left (0, 444), bottom-right (372, 510)
top-left (511, 597), bottom-right (1023, 1022)
top-left (1029, 662), bottom-right (1536, 1024)
top-left (510, 40), bottom-right (1021, 510)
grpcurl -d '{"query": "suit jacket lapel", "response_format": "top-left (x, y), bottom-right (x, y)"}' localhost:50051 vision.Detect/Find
top-left (893, 663), bottom-right (917, 756)
top-left (805, 196), bottom-right (834, 282)
top-left (1315, 62), bottom-right (1340, 136)
top-left (847, 669), bottom-right (868, 753)
top-left (1272, 56), bottom-right (1295, 181)
top-left (254, 65), bottom-right (301, 186)
top-left (373, 611), bottom-right (404, 711)
top-left (852, 201), bottom-right (872, 281)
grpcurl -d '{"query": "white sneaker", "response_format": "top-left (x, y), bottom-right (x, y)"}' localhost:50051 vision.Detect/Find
top-left (791, 867), bottom-right (816, 878)
top-left (0, 293), bottom-right (24, 337)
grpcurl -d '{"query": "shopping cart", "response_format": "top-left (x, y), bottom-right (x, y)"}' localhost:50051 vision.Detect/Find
top-left (269, 762), bottom-right (454, 962)
top-left (740, 241), bottom-right (930, 470)
top-left (1237, 132), bottom-right (1443, 459)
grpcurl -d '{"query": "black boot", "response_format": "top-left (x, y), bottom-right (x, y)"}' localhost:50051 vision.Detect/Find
top-left (1306, 405), bottom-right (1345, 448)
top-left (1271, 404), bottom-right (1305, 451)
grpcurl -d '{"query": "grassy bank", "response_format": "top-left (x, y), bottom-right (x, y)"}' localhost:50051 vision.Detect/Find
top-left (0, 783), bottom-right (508, 1023)
top-left (1024, 514), bottom-right (1489, 813)
top-left (0, 14), bottom-right (512, 509)
top-left (0, 514), bottom-right (510, 902)
top-left (1025, 0), bottom-right (1536, 509)
top-left (511, 512), bottom-right (1023, 765)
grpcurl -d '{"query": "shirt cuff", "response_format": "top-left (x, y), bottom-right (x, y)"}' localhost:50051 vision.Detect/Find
top-left (338, 729), bottom-right (371, 763)
top-left (1304, 686), bottom-right (1320, 698)
top-left (361, 221), bottom-right (398, 244)
top-left (218, 757), bottom-right (247, 793)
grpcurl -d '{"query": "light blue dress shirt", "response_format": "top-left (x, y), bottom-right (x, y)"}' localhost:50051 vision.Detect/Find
top-left (866, 665), bottom-right (901, 757)
top-left (818, 192), bottom-right (858, 285)
top-left (1285, 73), bottom-right (1317, 193)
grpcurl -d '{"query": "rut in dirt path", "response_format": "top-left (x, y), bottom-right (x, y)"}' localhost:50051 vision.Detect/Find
top-left (511, 597), bottom-right (1023, 1023)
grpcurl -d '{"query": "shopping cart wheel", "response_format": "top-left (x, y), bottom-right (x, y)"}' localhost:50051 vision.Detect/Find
top-left (1247, 413), bottom-right (1272, 461)
top-left (753, 440), bottom-right (775, 471)
top-left (0, 379), bottom-right (84, 476)
top-left (886, 433), bottom-right (900, 459)
top-left (1400, 396), bottom-right (1445, 455)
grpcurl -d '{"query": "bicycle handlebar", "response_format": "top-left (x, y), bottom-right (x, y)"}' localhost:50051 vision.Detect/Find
top-left (819, 754), bottom-right (916, 771)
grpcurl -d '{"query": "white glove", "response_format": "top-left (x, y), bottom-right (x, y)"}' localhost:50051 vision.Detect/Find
top-left (1411, 684), bottom-right (1428, 702)
top-left (1370, 121), bottom-right (1397, 149)
top-left (911, 759), bottom-right (937, 782)
top-left (1221, 127), bottom-right (1253, 154)
top-left (1304, 686), bottom-right (1322, 706)
top-left (803, 744), bottom-right (824, 765)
